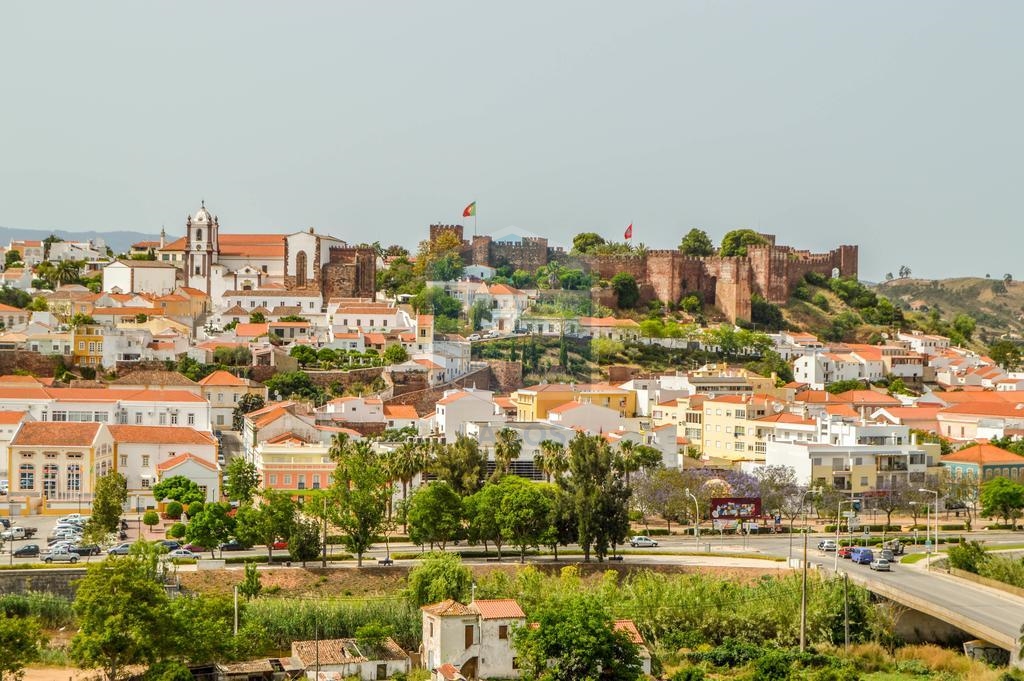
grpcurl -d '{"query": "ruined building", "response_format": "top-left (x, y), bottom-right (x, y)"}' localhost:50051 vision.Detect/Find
top-left (427, 224), bottom-right (858, 323)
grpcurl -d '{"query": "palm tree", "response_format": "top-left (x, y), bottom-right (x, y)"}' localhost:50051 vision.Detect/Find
top-left (534, 439), bottom-right (567, 483)
top-left (615, 440), bottom-right (663, 488)
top-left (328, 432), bottom-right (352, 462)
top-left (391, 442), bottom-right (423, 532)
top-left (493, 428), bottom-right (522, 480)
top-left (55, 260), bottom-right (81, 285)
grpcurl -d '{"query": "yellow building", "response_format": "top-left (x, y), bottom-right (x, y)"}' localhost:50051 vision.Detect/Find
top-left (70, 323), bottom-right (104, 368)
top-left (700, 394), bottom-right (788, 462)
top-left (511, 383), bottom-right (638, 421)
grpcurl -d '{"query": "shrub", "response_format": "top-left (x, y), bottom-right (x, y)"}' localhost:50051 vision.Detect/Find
top-left (670, 667), bottom-right (706, 681)
top-left (188, 501), bottom-right (205, 517)
top-left (165, 501), bottom-right (184, 520)
top-left (753, 650), bottom-right (792, 680)
top-left (168, 523), bottom-right (187, 539)
top-left (946, 541), bottom-right (988, 574)
top-left (811, 293), bottom-right (830, 311)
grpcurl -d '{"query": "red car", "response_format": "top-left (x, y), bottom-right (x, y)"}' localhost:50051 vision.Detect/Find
top-left (183, 543), bottom-right (208, 553)
top-left (271, 540), bottom-right (288, 550)
top-left (838, 546), bottom-right (854, 559)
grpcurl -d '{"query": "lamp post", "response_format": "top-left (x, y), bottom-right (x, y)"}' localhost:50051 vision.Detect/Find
top-left (910, 500), bottom-right (931, 571)
top-left (920, 488), bottom-right (939, 569)
top-left (835, 498), bottom-right (861, 572)
top-left (790, 489), bottom-right (816, 563)
top-left (684, 488), bottom-right (699, 546)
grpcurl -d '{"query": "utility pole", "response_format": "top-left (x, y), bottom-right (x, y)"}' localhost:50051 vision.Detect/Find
top-left (233, 585), bottom-right (238, 636)
top-left (321, 494), bottom-right (327, 569)
top-left (800, 529), bottom-right (808, 653)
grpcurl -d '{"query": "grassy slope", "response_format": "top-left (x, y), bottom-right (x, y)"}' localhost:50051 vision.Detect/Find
top-left (875, 277), bottom-right (1024, 339)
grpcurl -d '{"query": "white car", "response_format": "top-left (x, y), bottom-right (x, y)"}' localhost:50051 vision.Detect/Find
top-left (165, 549), bottom-right (198, 560)
top-left (58, 514), bottom-right (87, 524)
top-left (467, 334), bottom-right (481, 342)
top-left (818, 540), bottom-right (838, 552)
top-left (43, 548), bottom-right (79, 564)
top-left (629, 536), bottom-right (659, 548)
top-left (869, 558), bottom-right (891, 572)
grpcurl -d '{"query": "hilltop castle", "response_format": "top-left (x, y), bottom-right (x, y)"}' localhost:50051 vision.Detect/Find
top-left (428, 224), bottom-right (858, 323)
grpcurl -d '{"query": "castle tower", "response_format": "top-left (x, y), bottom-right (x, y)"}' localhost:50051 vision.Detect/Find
top-left (184, 201), bottom-right (220, 295)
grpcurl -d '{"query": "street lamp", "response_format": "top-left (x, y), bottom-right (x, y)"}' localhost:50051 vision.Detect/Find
top-left (684, 488), bottom-right (699, 546)
top-left (835, 498), bottom-right (862, 572)
top-left (920, 488), bottom-right (939, 569)
top-left (790, 489), bottom-right (816, 563)
top-left (909, 500), bottom-right (932, 571)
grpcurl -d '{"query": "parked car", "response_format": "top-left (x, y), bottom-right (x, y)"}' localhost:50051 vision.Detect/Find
top-left (218, 540), bottom-right (248, 552)
top-left (869, 558), bottom-right (891, 572)
top-left (49, 529), bottom-right (82, 541)
top-left (107, 543), bottom-right (133, 555)
top-left (1, 526), bottom-right (36, 540)
top-left (271, 540), bottom-right (288, 550)
top-left (629, 536), bottom-right (659, 548)
top-left (183, 543), bottom-right (208, 553)
top-left (69, 544), bottom-right (102, 557)
top-left (818, 540), bottom-right (838, 552)
top-left (58, 514), bottom-right (87, 524)
top-left (43, 548), bottom-right (79, 564)
top-left (166, 549), bottom-right (198, 560)
top-left (837, 546), bottom-right (854, 559)
top-left (467, 334), bottom-right (481, 342)
top-left (158, 540), bottom-right (181, 552)
top-left (14, 544), bottom-right (40, 558)
top-left (879, 549), bottom-right (895, 562)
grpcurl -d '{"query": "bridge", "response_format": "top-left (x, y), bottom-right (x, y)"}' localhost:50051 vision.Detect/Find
top-left (822, 558), bottom-right (1024, 666)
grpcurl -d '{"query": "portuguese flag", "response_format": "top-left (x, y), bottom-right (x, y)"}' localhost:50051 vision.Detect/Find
top-left (463, 201), bottom-right (476, 218)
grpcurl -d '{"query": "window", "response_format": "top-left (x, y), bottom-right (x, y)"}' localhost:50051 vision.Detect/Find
top-left (142, 455), bottom-right (150, 467)
top-left (284, 475), bottom-right (291, 485)
top-left (270, 475), bottom-right (277, 485)
top-left (295, 251), bottom-right (308, 287)
top-left (141, 478), bottom-right (151, 489)
top-left (499, 625), bottom-right (508, 639)
top-left (233, 393), bottom-right (239, 403)
top-left (860, 476), bottom-right (868, 486)
top-left (217, 415), bottom-right (224, 425)
top-left (196, 229), bottom-right (203, 241)
top-left (135, 412), bottom-right (142, 424)
top-left (195, 266), bottom-right (201, 275)
top-left (19, 463), bottom-right (34, 490)
top-left (120, 455), bottom-right (128, 467)
top-left (217, 393), bottom-right (224, 403)
top-left (187, 413), bottom-right (195, 425)
top-left (159, 413), bottom-right (166, 425)
top-left (78, 341), bottom-right (85, 350)
top-left (88, 342), bottom-right (95, 352)
top-left (67, 464), bottom-right (81, 492)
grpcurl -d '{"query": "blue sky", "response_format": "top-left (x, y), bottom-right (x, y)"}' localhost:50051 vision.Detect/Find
top-left (1, 2), bottom-right (1021, 280)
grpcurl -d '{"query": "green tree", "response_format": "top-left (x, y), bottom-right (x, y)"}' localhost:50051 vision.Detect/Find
top-left (512, 592), bottom-right (642, 681)
top-left (499, 477), bottom-right (554, 563)
top-left (492, 427), bottom-right (522, 480)
top-left (614, 440), bottom-right (663, 489)
top-left (406, 552), bottom-right (472, 607)
top-left (571, 232), bottom-right (607, 255)
top-left (224, 458), bottom-right (261, 503)
top-left (560, 432), bottom-right (631, 561)
top-left (248, 311), bottom-right (266, 323)
top-left (288, 517), bottom-right (322, 567)
top-left (464, 481), bottom-right (510, 559)
top-left (232, 392), bottom-right (266, 431)
top-left (980, 477), bottom-right (1024, 526)
top-left (83, 471), bottom-right (128, 545)
top-left (164, 594), bottom-right (237, 666)
top-left (825, 379), bottom-right (866, 395)
top-left (407, 481), bottom-right (463, 550)
top-left (430, 435), bottom-right (485, 496)
top-left (750, 294), bottom-right (785, 330)
top-left (610, 272), bottom-right (640, 309)
top-left (989, 340), bottom-right (1023, 371)
top-left (70, 544), bottom-right (170, 681)
top-left (534, 440), bottom-right (568, 483)
top-left (142, 510), bottom-right (160, 534)
top-left (0, 614), bottom-right (45, 681)
top-left (468, 299), bottom-right (493, 331)
top-left (719, 229), bottom-right (768, 257)
top-left (382, 343), bottom-right (410, 365)
top-left (26, 296), bottom-right (48, 312)
top-left (184, 503), bottom-right (236, 558)
top-left (411, 286), bottom-right (462, 321)
top-left (591, 337), bottom-right (625, 364)
top-left (952, 314), bottom-right (976, 342)
top-left (264, 371), bottom-right (325, 402)
top-left (4, 250), bottom-right (22, 267)
top-left (233, 490), bottom-right (295, 561)
top-left (416, 230), bottom-right (465, 282)
top-left (289, 345), bottom-right (318, 367)
top-left (328, 438), bottom-right (391, 567)
top-left (678, 228), bottom-right (716, 256)
top-left (152, 475), bottom-right (204, 506)
top-left (237, 562), bottom-right (262, 600)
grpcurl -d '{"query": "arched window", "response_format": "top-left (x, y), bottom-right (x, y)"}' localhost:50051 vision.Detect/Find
top-left (196, 229), bottom-right (203, 242)
top-left (19, 463), bottom-right (34, 491)
top-left (295, 250), bottom-right (308, 287)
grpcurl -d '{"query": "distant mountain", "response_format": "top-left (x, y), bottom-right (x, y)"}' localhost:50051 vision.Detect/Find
top-left (874, 276), bottom-right (1024, 339)
top-left (0, 226), bottom-right (176, 254)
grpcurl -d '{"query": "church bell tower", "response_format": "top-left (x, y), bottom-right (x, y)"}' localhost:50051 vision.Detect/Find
top-left (185, 201), bottom-right (220, 295)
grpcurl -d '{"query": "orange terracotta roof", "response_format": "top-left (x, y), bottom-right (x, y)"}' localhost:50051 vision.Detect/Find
top-left (837, 390), bottom-right (901, 405)
top-left (198, 370), bottom-right (248, 387)
top-left (414, 358), bottom-right (443, 370)
top-left (757, 413), bottom-right (816, 425)
top-left (234, 323), bottom-right (269, 337)
top-left (487, 284), bottom-right (524, 296)
top-left (383, 404), bottom-right (418, 420)
top-left (0, 411), bottom-right (28, 424)
top-left (942, 443), bottom-right (1024, 466)
top-left (156, 452), bottom-right (218, 472)
top-left (613, 619), bottom-right (645, 645)
top-left (107, 425), bottom-right (215, 445)
top-left (471, 599), bottom-right (525, 620)
top-left (578, 316), bottom-right (641, 328)
top-left (0, 303), bottom-right (25, 313)
top-left (795, 390), bottom-right (852, 404)
top-left (824, 404), bottom-right (859, 418)
top-left (436, 663), bottom-right (463, 681)
top-left (12, 422), bottom-right (100, 446)
top-left (548, 401), bottom-right (585, 414)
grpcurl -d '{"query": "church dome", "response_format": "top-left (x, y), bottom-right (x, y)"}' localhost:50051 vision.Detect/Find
top-left (193, 202), bottom-right (213, 224)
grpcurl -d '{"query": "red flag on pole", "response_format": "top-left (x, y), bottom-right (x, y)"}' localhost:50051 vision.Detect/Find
top-left (624, 223), bottom-right (633, 240)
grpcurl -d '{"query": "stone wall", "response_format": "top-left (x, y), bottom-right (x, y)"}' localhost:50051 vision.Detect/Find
top-left (0, 568), bottom-right (84, 599)
top-left (0, 351), bottom-right (67, 377)
top-left (322, 246), bottom-right (376, 301)
top-left (385, 366), bottom-right (493, 416)
top-left (300, 367), bottom-right (384, 390)
top-left (486, 360), bottom-right (523, 394)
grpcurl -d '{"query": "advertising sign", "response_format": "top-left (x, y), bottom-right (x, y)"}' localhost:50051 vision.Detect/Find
top-left (710, 497), bottom-right (761, 519)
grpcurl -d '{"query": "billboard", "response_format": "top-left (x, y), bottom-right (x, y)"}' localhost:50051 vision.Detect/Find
top-left (710, 497), bottom-right (761, 519)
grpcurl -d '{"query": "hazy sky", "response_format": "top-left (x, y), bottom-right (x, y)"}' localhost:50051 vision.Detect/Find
top-left (2, 2), bottom-right (1021, 280)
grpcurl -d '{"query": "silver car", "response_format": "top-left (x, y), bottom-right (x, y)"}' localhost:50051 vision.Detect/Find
top-left (629, 536), bottom-right (659, 548)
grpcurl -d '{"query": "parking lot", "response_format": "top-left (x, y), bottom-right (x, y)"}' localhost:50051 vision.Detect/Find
top-left (2, 509), bottom-right (148, 563)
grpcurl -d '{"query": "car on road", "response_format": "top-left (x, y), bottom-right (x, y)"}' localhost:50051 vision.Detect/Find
top-left (165, 549), bottom-right (198, 560)
top-left (818, 540), bottom-right (838, 552)
top-left (879, 549), bottom-right (895, 562)
top-left (107, 543), bottom-right (133, 555)
top-left (850, 547), bottom-right (875, 565)
top-left (69, 544), bottom-right (102, 557)
top-left (43, 548), bottom-right (79, 564)
top-left (14, 544), bottom-right (40, 558)
top-left (629, 536), bottom-right (659, 548)
top-left (271, 540), bottom-right (288, 550)
top-left (467, 334), bottom-right (481, 342)
top-left (158, 540), bottom-right (181, 552)
top-left (838, 546), bottom-right (854, 559)
top-left (869, 558), bottom-right (891, 571)
top-left (218, 540), bottom-right (248, 552)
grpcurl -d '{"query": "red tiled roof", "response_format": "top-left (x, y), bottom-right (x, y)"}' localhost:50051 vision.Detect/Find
top-left (436, 663), bottom-right (464, 681)
top-left (383, 404), bottom-right (418, 420)
top-left (107, 426), bottom-right (215, 445)
top-left (234, 323), bottom-right (269, 337)
top-left (613, 619), bottom-right (645, 645)
top-left (198, 370), bottom-right (247, 387)
top-left (0, 411), bottom-right (27, 425)
top-left (156, 452), bottom-right (217, 472)
top-left (421, 599), bottom-right (474, 616)
top-left (12, 422), bottom-right (100, 446)
top-left (942, 443), bottom-right (1024, 466)
top-left (471, 599), bottom-right (525, 620)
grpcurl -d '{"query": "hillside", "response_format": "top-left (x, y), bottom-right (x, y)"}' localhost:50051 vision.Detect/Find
top-left (874, 277), bottom-right (1024, 341)
top-left (0, 225), bottom-right (168, 253)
